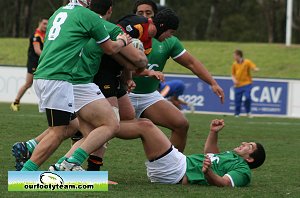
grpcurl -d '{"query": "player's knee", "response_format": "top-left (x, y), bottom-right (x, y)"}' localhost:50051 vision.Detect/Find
top-left (173, 116), bottom-right (189, 132)
top-left (181, 118), bottom-right (189, 133)
top-left (137, 118), bottom-right (155, 129)
top-left (108, 119), bottom-right (120, 136)
top-left (49, 126), bottom-right (69, 141)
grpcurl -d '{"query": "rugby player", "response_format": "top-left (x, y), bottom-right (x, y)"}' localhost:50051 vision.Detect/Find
top-left (12, 1), bottom-right (185, 172)
top-left (54, 2), bottom-right (183, 171)
top-left (117, 119), bottom-right (266, 187)
top-left (131, 0), bottom-right (224, 152)
top-left (12, 0), bottom-right (153, 171)
top-left (11, 18), bottom-right (48, 111)
top-left (19, 0), bottom-right (130, 171)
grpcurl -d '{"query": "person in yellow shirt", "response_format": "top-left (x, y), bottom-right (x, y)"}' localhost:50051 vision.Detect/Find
top-left (232, 50), bottom-right (259, 117)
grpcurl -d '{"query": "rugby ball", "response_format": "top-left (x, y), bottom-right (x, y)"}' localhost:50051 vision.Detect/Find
top-left (40, 172), bottom-right (64, 185)
top-left (131, 38), bottom-right (144, 52)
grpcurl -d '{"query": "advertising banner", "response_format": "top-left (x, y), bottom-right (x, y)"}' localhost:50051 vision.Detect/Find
top-left (165, 74), bottom-right (288, 116)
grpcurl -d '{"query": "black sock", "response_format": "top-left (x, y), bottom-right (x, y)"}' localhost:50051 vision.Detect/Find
top-left (87, 155), bottom-right (103, 171)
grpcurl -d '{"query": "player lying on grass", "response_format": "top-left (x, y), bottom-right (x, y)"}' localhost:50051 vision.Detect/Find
top-left (117, 119), bottom-right (266, 187)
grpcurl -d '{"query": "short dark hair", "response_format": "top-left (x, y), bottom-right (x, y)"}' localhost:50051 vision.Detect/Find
top-left (133, 0), bottom-right (158, 15)
top-left (90, 0), bottom-right (113, 16)
top-left (235, 49), bottom-right (243, 58)
top-left (38, 17), bottom-right (48, 22)
top-left (247, 143), bottom-right (266, 169)
top-left (153, 8), bottom-right (179, 39)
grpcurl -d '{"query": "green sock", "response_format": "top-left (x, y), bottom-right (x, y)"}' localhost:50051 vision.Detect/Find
top-left (21, 160), bottom-right (39, 171)
top-left (26, 139), bottom-right (38, 154)
top-left (55, 156), bottom-right (67, 169)
top-left (67, 148), bottom-right (88, 165)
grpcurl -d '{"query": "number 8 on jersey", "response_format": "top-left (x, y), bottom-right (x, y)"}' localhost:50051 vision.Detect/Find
top-left (48, 12), bottom-right (68, 40)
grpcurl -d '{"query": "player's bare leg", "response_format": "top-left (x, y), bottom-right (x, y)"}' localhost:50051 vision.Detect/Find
top-left (59, 99), bottom-right (119, 170)
top-left (118, 94), bottom-right (135, 120)
top-left (141, 100), bottom-right (189, 152)
top-left (84, 96), bottom-right (119, 170)
top-left (63, 117), bottom-right (92, 158)
top-left (117, 118), bottom-right (171, 160)
top-left (77, 99), bottom-right (119, 153)
top-left (11, 73), bottom-right (33, 111)
top-left (26, 118), bottom-right (79, 164)
top-left (36, 117), bottom-right (79, 143)
top-left (87, 94), bottom-right (135, 169)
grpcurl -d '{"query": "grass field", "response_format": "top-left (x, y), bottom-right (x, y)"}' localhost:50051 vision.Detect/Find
top-left (1, 103), bottom-right (300, 197)
top-left (1, 38), bottom-right (300, 79)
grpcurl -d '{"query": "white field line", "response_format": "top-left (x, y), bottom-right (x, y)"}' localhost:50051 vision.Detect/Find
top-left (246, 121), bottom-right (300, 126)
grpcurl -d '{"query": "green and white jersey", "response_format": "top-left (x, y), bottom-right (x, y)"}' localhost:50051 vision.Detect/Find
top-left (34, 3), bottom-right (110, 82)
top-left (186, 151), bottom-right (251, 187)
top-left (71, 20), bottom-right (123, 84)
top-left (132, 36), bottom-right (186, 94)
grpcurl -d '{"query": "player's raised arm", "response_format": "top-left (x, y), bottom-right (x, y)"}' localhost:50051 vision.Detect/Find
top-left (173, 51), bottom-right (224, 104)
top-left (203, 119), bottom-right (225, 154)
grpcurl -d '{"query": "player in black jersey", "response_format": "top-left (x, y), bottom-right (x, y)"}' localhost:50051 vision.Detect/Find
top-left (11, 17), bottom-right (48, 111)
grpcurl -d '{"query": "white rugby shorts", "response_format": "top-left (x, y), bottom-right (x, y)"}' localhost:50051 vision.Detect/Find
top-left (145, 146), bottom-right (186, 184)
top-left (128, 91), bottom-right (165, 118)
top-left (73, 83), bottom-right (105, 112)
top-left (33, 79), bottom-right (74, 113)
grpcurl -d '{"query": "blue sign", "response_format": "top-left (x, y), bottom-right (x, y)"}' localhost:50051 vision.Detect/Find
top-left (165, 75), bottom-right (288, 115)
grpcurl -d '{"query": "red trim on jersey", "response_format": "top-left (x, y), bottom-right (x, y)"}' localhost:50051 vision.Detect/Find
top-left (34, 28), bottom-right (46, 43)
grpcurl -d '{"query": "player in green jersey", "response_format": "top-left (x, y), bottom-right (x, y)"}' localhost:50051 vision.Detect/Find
top-left (130, 0), bottom-right (224, 152)
top-left (116, 118), bottom-right (265, 187)
top-left (57, 0), bottom-right (150, 171)
top-left (19, 0), bottom-right (130, 171)
top-left (60, 2), bottom-right (180, 172)
top-left (11, 0), bottom-right (149, 172)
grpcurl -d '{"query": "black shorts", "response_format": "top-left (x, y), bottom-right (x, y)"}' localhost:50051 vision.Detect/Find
top-left (46, 109), bottom-right (76, 127)
top-left (94, 55), bottom-right (126, 98)
top-left (26, 59), bottom-right (38, 74)
top-left (116, 83), bottom-right (127, 99)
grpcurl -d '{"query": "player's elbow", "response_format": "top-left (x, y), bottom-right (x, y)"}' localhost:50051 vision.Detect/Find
top-left (219, 176), bottom-right (233, 187)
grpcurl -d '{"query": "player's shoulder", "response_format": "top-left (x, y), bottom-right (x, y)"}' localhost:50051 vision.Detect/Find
top-left (243, 59), bottom-right (255, 66)
top-left (103, 20), bottom-right (120, 31)
top-left (155, 36), bottom-right (182, 51)
top-left (243, 59), bottom-right (253, 64)
top-left (60, 4), bottom-right (99, 18)
top-left (77, 5), bottom-right (99, 17)
top-left (164, 36), bottom-right (181, 44)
